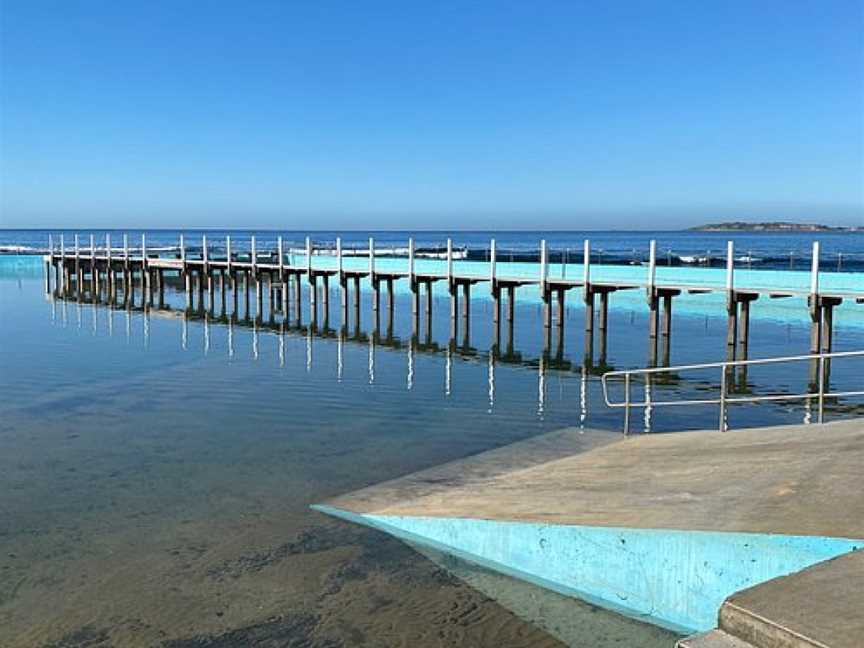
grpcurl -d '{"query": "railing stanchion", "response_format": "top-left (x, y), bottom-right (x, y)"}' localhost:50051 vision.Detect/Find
top-left (719, 365), bottom-right (728, 432)
top-left (623, 373), bottom-right (631, 435)
top-left (818, 356), bottom-right (826, 424)
top-left (446, 238), bottom-right (453, 285)
top-left (278, 236), bottom-right (284, 275)
top-left (408, 237), bottom-right (414, 281)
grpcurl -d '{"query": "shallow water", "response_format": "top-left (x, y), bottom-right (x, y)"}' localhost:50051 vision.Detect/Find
top-left (1, 255), bottom-right (862, 647)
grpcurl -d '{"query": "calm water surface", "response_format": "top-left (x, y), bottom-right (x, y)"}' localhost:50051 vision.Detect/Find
top-left (1, 253), bottom-right (862, 647)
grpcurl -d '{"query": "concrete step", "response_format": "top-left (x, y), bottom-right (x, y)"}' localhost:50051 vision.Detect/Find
top-left (677, 630), bottom-right (756, 648)
top-left (717, 551), bottom-right (863, 648)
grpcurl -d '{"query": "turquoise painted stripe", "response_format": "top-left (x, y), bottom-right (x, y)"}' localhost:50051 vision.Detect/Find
top-left (312, 505), bottom-right (863, 633)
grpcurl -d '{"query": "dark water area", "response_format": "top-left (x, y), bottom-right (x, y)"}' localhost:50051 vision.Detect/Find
top-left (3, 228), bottom-right (864, 271)
top-left (1, 251), bottom-right (863, 646)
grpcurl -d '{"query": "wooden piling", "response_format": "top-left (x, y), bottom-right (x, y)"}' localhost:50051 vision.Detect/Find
top-left (584, 288), bottom-right (594, 333)
top-left (232, 270), bottom-right (239, 316)
top-left (557, 288), bottom-right (565, 327)
top-left (411, 279), bottom-right (420, 318)
top-left (726, 300), bottom-right (738, 359)
top-left (737, 296), bottom-right (753, 356)
top-left (450, 281), bottom-right (458, 321)
top-left (310, 273), bottom-right (318, 318)
top-left (648, 294), bottom-right (659, 340)
top-left (372, 278), bottom-right (380, 312)
top-left (244, 270), bottom-right (251, 320)
top-left (141, 234), bottom-right (150, 299)
top-left (492, 286), bottom-right (501, 325)
top-left (599, 290), bottom-right (609, 332)
top-left (661, 293), bottom-right (672, 338)
top-left (462, 282), bottom-right (470, 322)
top-left (449, 282), bottom-right (458, 341)
top-left (820, 297), bottom-right (841, 354)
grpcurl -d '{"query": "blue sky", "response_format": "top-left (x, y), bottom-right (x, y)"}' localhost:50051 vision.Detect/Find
top-left (1, 1), bottom-right (862, 229)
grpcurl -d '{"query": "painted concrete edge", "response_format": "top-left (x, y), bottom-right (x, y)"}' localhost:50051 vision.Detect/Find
top-left (310, 503), bottom-right (677, 631)
top-left (312, 504), bottom-right (863, 634)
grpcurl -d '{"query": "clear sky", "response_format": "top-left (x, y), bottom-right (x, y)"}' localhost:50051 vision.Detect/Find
top-left (1, 1), bottom-right (862, 229)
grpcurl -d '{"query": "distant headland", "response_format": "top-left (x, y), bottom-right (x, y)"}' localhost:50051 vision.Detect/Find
top-left (690, 221), bottom-right (860, 232)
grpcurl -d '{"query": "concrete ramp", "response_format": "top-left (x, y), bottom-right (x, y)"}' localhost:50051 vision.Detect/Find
top-left (314, 419), bottom-right (864, 634)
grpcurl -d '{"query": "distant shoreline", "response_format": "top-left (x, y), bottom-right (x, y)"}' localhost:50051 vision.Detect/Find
top-left (691, 221), bottom-right (860, 233)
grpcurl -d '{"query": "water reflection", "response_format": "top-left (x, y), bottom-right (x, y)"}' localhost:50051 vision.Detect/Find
top-left (47, 271), bottom-right (863, 430)
top-left (49, 281), bottom-right (611, 423)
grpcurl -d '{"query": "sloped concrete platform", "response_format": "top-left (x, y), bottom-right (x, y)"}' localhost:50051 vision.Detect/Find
top-left (313, 419), bottom-right (864, 635)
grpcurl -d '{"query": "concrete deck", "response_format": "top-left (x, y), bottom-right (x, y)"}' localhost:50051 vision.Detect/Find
top-left (320, 419), bottom-right (864, 538)
top-left (314, 419), bottom-right (864, 637)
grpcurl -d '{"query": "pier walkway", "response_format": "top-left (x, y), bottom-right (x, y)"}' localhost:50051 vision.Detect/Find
top-left (314, 418), bottom-right (864, 645)
top-left (43, 234), bottom-right (864, 369)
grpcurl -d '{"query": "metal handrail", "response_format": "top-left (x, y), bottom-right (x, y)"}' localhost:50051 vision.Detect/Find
top-left (601, 350), bottom-right (864, 434)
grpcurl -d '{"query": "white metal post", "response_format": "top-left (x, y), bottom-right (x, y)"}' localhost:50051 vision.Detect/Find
top-left (124, 234), bottom-right (129, 264)
top-left (106, 234), bottom-right (111, 264)
top-left (490, 238), bottom-right (496, 282)
top-left (74, 234), bottom-right (79, 261)
top-left (540, 239), bottom-right (547, 294)
top-left (277, 236), bottom-right (284, 273)
top-left (225, 236), bottom-right (230, 273)
top-left (447, 238), bottom-right (453, 284)
top-left (623, 373), bottom-right (631, 435)
top-left (818, 356), bottom-right (826, 424)
top-left (408, 237), bottom-right (415, 279)
top-left (810, 241), bottom-right (820, 296)
top-left (251, 236), bottom-right (257, 272)
top-left (726, 241), bottom-right (735, 292)
top-left (305, 236), bottom-right (311, 275)
top-left (337, 237), bottom-right (343, 280)
top-left (648, 239), bottom-right (657, 299)
top-left (90, 234), bottom-right (95, 259)
top-left (583, 239), bottom-right (591, 285)
top-left (368, 237), bottom-right (375, 276)
top-left (202, 234), bottom-right (208, 268)
top-left (61, 234), bottom-right (65, 257)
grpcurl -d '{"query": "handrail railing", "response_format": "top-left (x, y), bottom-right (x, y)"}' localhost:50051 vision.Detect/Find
top-left (601, 350), bottom-right (864, 434)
